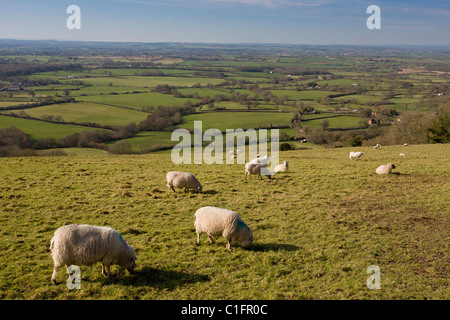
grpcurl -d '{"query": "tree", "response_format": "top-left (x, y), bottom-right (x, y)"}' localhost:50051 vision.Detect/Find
top-left (426, 109), bottom-right (450, 143)
top-left (320, 119), bottom-right (330, 130)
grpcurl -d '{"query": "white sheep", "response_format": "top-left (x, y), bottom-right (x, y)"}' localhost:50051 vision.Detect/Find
top-left (274, 160), bottom-right (289, 172)
top-left (374, 144), bottom-right (381, 149)
top-left (248, 154), bottom-right (270, 165)
top-left (166, 171), bottom-right (202, 193)
top-left (403, 143), bottom-right (408, 147)
top-left (349, 151), bottom-right (364, 160)
top-left (50, 224), bottom-right (137, 284)
top-left (376, 163), bottom-right (396, 175)
top-left (245, 162), bottom-right (262, 180)
top-left (194, 206), bottom-right (253, 250)
top-left (399, 153), bottom-right (405, 157)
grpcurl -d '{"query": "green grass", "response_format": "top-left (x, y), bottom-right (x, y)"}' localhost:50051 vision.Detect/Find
top-left (17, 102), bottom-right (148, 126)
top-left (111, 131), bottom-right (178, 150)
top-left (0, 143), bottom-right (448, 299)
top-left (180, 111), bottom-right (293, 131)
top-left (79, 76), bottom-right (225, 88)
top-left (302, 115), bottom-right (361, 129)
top-left (0, 115), bottom-right (109, 140)
top-left (270, 89), bottom-right (336, 101)
top-left (0, 101), bottom-right (36, 108)
top-left (79, 92), bottom-right (199, 109)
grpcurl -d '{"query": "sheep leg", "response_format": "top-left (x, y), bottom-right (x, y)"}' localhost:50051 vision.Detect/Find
top-left (167, 183), bottom-right (176, 192)
top-left (51, 265), bottom-right (60, 284)
top-left (207, 234), bottom-right (215, 243)
top-left (196, 232), bottom-right (200, 245)
top-left (102, 264), bottom-right (107, 277)
top-left (225, 239), bottom-right (232, 251)
top-left (101, 264), bottom-right (112, 278)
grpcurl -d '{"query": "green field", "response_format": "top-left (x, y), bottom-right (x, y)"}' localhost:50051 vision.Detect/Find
top-left (302, 115), bottom-right (361, 129)
top-left (0, 144), bottom-right (448, 299)
top-left (180, 112), bottom-right (293, 131)
top-left (2, 43), bottom-right (448, 153)
top-left (17, 102), bottom-right (148, 126)
top-left (80, 92), bottom-right (199, 110)
top-left (0, 115), bottom-right (108, 140)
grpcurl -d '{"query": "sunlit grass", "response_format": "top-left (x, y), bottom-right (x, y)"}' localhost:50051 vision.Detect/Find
top-left (0, 143), bottom-right (448, 299)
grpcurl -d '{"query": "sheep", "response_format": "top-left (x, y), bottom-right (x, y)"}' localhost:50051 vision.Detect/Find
top-left (166, 171), bottom-right (202, 193)
top-left (248, 155), bottom-right (270, 166)
top-left (349, 151), bottom-right (364, 160)
top-left (399, 153), bottom-right (406, 157)
top-left (376, 163), bottom-right (396, 175)
top-left (374, 144), bottom-right (381, 149)
top-left (245, 162), bottom-right (262, 180)
top-left (403, 143), bottom-right (408, 147)
top-left (274, 160), bottom-right (289, 172)
top-left (194, 206), bottom-right (253, 250)
top-left (50, 224), bottom-right (137, 284)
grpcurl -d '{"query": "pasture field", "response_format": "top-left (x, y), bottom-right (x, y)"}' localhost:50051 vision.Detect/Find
top-left (0, 144), bottom-right (448, 300)
top-left (79, 92), bottom-right (199, 110)
top-left (0, 115), bottom-right (109, 140)
top-left (2, 42), bottom-right (448, 153)
top-left (18, 102), bottom-right (148, 126)
top-left (75, 76), bottom-right (225, 89)
top-left (180, 112), bottom-right (293, 131)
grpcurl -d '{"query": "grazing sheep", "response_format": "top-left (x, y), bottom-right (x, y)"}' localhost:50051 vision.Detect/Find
top-left (194, 206), bottom-right (253, 250)
top-left (166, 171), bottom-right (202, 193)
top-left (245, 162), bottom-right (262, 180)
top-left (374, 144), bottom-right (381, 149)
top-left (247, 155), bottom-right (272, 178)
top-left (376, 163), bottom-right (396, 175)
top-left (248, 155), bottom-right (270, 166)
top-left (399, 153), bottom-right (406, 157)
top-left (50, 224), bottom-right (137, 284)
top-left (349, 151), bottom-right (364, 160)
top-left (274, 160), bottom-right (289, 172)
top-left (403, 143), bottom-right (408, 147)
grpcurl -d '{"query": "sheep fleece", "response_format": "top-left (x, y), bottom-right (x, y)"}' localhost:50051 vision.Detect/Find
top-left (166, 171), bottom-right (202, 192)
top-left (194, 207), bottom-right (253, 249)
top-left (50, 224), bottom-right (136, 282)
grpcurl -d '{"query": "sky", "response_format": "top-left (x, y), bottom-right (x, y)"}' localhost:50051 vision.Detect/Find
top-left (1, 0), bottom-right (449, 45)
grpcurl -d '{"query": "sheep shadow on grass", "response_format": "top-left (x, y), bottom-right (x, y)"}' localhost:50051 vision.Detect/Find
top-left (202, 189), bottom-right (218, 195)
top-left (116, 266), bottom-right (210, 290)
top-left (251, 243), bottom-right (299, 252)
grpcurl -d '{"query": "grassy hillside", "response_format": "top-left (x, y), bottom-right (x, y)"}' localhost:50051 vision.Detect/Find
top-left (0, 143), bottom-right (448, 300)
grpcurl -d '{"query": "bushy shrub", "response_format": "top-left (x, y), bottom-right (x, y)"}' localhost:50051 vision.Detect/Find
top-left (280, 142), bottom-right (292, 151)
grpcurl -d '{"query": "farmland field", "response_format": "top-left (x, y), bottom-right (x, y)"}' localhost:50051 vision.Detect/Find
top-left (2, 42), bottom-right (449, 150)
top-left (0, 144), bottom-right (448, 299)
top-left (15, 102), bottom-right (148, 126)
top-left (180, 112), bottom-right (293, 131)
top-left (0, 41), bottom-right (448, 303)
top-left (79, 92), bottom-right (199, 110)
top-left (0, 115), bottom-right (109, 140)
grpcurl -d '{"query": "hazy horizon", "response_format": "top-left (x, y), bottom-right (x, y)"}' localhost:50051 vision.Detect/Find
top-left (1, 0), bottom-right (449, 46)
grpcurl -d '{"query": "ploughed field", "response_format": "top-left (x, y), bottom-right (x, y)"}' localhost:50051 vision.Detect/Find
top-left (0, 143), bottom-right (448, 299)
